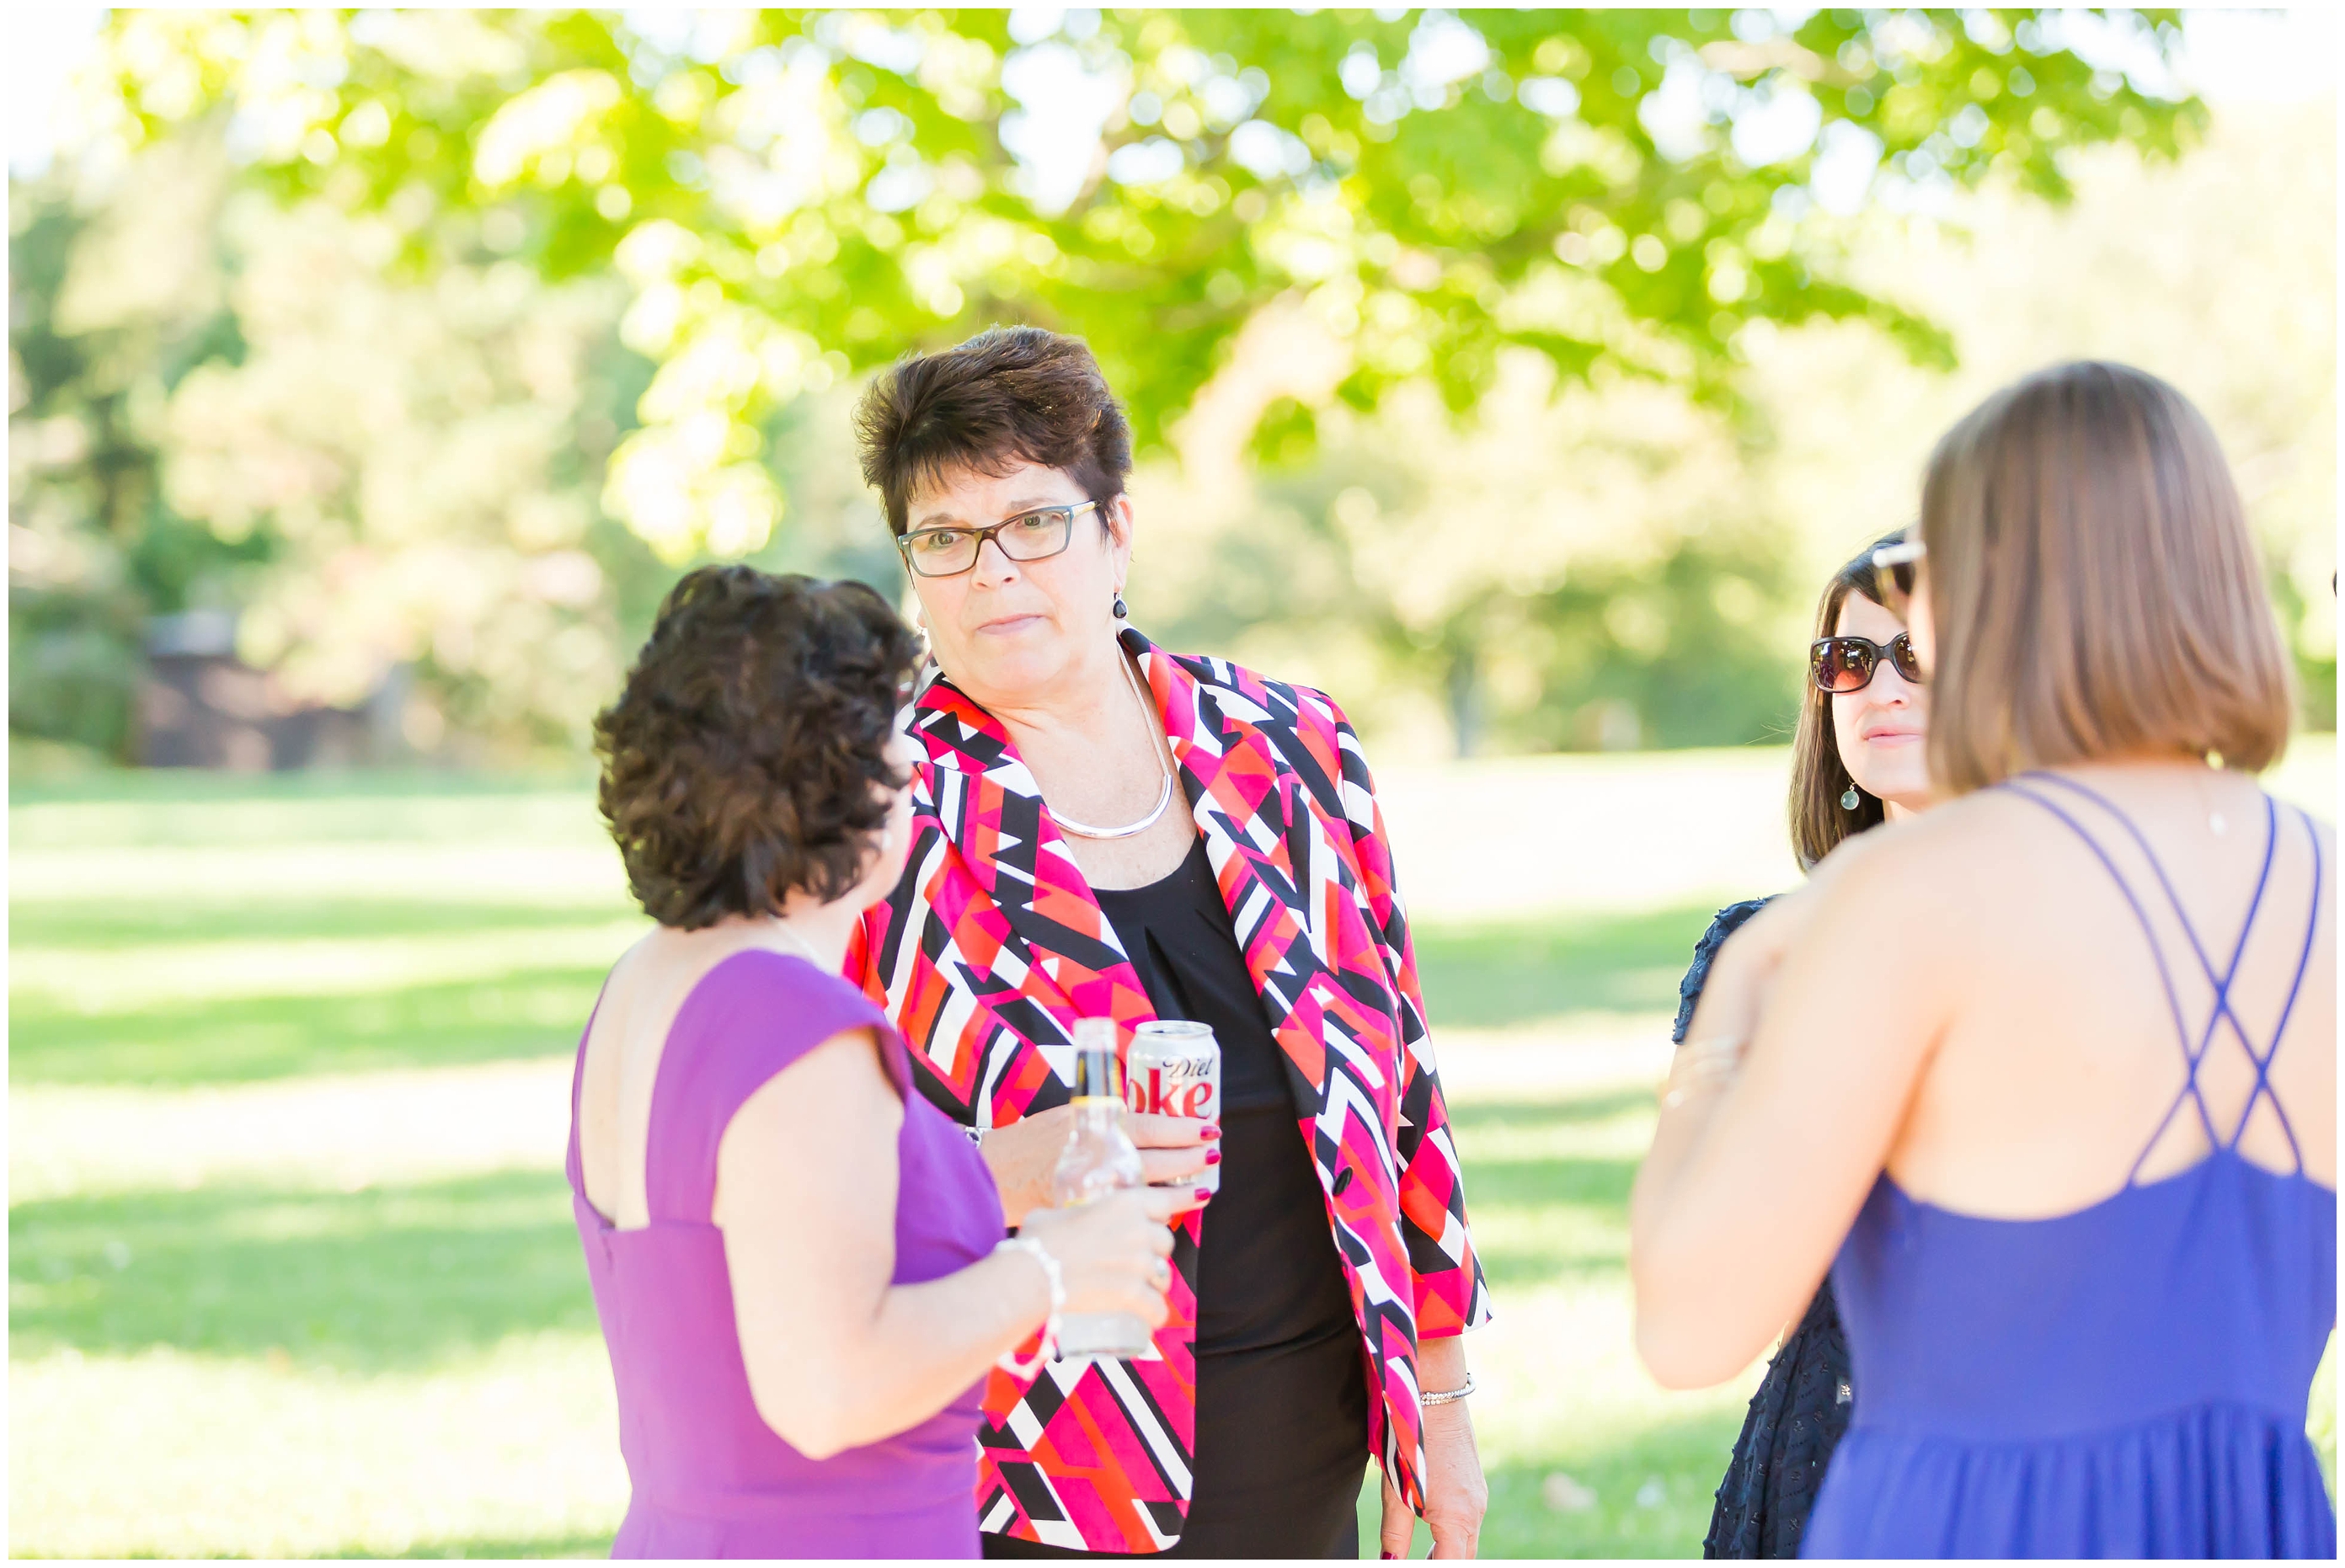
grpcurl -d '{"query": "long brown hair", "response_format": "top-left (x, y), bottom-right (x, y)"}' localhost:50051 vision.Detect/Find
top-left (1789, 531), bottom-right (1911, 870)
top-left (1920, 362), bottom-right (2293, 795)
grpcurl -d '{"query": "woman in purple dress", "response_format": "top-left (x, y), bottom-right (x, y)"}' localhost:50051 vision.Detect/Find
top-left (1633, 362), bottom-right (2334, 1557)
top-left (570, 568), bottom-right (1193, 1558)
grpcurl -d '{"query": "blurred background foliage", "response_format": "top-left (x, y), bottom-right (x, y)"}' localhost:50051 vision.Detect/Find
top-left (8, 8), bottom-right (2332, 765)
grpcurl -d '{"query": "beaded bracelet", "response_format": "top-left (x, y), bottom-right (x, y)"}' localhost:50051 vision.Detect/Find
top-left (994, 1236), bottom-right (1063, 1377)
top-left (1421, 1373), bottom-right (1476, 1406)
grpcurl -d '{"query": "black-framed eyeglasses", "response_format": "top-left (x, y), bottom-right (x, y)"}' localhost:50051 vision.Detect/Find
top-left (1871, 534), bottom-right (1924, 612)
top-left (895, 500), bottom-right (1099, 579)
top-left (1811, 632), bottom-right (1926, 694)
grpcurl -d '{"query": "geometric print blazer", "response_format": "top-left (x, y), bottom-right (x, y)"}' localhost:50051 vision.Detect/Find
top-left (847, 627), bottom-right (1492, 1553)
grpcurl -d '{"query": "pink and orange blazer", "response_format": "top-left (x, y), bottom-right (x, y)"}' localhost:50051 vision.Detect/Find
top-left (848, 628), bottom-right (1491, 1553)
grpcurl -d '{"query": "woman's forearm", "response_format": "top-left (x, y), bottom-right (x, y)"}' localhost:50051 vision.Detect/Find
top-left (1413, 1333), bottom-right (1488, 1559)
top-left (1630, 854), bottom-right (1931, 1389)
top-left (719, 1035), bottom-right (1058, 1461)
top-left (984, 1105), bottom-right (1219, 1227)
top-left (1419, 1332), bottom-right (1470, 1393)
top-left (1628, 1073), bottom-right (1750, 1385)
top-left (772, 1248), bottom-right (1050, 1458)
top-left (1627, 1067), bottom-right (1733, 1270)
top-left (1628, 925), bottom-right (1776, 1384)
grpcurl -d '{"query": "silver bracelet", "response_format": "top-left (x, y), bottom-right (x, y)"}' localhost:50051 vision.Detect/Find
top-left (1420, 1372), bottom-right (1476, 1406)
top-left (993, 1236), bottom-right (1062, 1378)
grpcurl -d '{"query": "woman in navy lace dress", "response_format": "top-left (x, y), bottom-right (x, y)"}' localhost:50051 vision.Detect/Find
top-left (1677, 530), bottom-right (1930, 1558)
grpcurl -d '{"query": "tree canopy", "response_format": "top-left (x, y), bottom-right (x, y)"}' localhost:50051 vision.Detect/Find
top-left (90, 8), bottom-right (2202, 559)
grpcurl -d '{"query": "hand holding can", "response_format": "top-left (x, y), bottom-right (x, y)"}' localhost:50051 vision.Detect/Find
top-left (1125, 1021), bottom-right (1223, 1194)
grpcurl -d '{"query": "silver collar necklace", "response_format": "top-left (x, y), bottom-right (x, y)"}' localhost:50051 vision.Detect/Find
top-left (1050, 648), bottom-right (1176, 841)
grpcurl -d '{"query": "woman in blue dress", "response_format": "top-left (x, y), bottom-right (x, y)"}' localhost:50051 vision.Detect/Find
top-left (1632, 360), bottom-right (2334, 1558)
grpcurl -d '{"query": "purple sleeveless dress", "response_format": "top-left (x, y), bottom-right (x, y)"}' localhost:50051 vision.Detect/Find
top-left (1805, 776), bottom-right (2336, 1558)
top-left (567, 949), bottom-right (1003, 1558)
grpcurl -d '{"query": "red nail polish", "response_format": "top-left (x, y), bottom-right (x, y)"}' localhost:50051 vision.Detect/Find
top-left (1200, 1124), bottom-right (1222, 1141)
top-left (1204, 1149), bottom-right (1221, 1165)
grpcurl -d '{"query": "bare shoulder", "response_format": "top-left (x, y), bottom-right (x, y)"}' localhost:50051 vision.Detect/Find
top-left (1821, 789), bottom-right (2054, 890)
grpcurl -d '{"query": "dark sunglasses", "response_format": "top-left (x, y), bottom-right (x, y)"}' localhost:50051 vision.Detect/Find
top-left (1811, 632), bottom-right (1926, 694)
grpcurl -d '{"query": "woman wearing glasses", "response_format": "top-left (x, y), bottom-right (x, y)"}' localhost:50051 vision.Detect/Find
top-left (843, 327), bottom-right (1492, 1560)
top-left (1679, 531), bottom-right (1931, 1559)
top-left (1636, 362), bottom-right (2332, 1557)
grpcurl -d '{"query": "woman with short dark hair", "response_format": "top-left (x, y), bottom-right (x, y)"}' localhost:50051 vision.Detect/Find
top-left (572, 567), bottom-right (1183, 1558)
top-left (1636, 363), bottom-right (2334, 1558)
top-left (847, 328), bottom-right (1493, 1560)
top-left (1682, 529), bottom-right (1931, 1559)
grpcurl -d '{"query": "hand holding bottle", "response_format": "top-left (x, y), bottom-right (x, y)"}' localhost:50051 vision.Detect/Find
top-left (1018, 1189), bottom-right (1180, 1327)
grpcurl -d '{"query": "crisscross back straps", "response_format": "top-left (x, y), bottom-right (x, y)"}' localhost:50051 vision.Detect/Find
top-left (1998, 774), bottom-right (2305, 1183)
top-left (2240, 806), bottom-right (2321, 1174)
top-left (1999, 780), bottom-right (2214, 1174)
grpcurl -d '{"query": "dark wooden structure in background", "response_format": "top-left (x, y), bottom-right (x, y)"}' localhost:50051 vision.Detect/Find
top-left (135, 611), bottom-right (400, 770)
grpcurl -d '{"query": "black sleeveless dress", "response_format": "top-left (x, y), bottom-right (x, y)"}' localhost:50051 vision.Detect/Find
top-left (985, 836), bottom-right (1369, 1560)
top-left (1677, 899), bottom-right (1855, 1560)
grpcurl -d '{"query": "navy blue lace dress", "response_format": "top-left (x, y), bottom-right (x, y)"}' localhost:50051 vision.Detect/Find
top-left (1675, 899), bottom-right (1854, 1560)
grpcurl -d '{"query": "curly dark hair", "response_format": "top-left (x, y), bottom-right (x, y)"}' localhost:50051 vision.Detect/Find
top-left (593, 568), bottom-right (922, 929)
top-left (852, 325), bottom-right (1133, 536)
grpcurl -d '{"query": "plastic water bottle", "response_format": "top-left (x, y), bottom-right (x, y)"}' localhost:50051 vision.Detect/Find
top-left (1048, 1019), bottom-right (1151, 1358)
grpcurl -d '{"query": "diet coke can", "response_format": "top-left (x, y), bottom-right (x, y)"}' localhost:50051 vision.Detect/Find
top-left (1127, 1020), bottom-right (1222, 1192)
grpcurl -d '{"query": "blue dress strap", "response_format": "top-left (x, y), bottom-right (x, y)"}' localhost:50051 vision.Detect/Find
top-left (2227, 807), bottom-right (2322, 1176)
top-left (1996, 780), bottom-right (2216, 1174)
top-left (2024, 774), bottom-right (2278, 1030)
top-left (2003, 773), bottom-right (2300, 1183)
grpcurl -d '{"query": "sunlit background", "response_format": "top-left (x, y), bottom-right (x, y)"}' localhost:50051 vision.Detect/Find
top-left (8, 7), bottom-right (2336, 1558)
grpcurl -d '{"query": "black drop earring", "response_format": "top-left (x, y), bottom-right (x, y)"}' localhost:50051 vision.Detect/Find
top-left (1840, 785), bottom-right (1862, 811)
top-left (1113, 592), bottom-right (1128, 620)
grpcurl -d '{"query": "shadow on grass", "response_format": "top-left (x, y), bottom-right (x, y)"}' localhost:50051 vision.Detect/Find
top-left (11, 970), bottom-right (608, 1086)
top-left (13, 905), bottom-right (1725, 1088)
top-left (1446, 1096), bottom-right (1648, 1290)
top-left (1357, 1403), bottom-right (1744, 1558)
top-left (1466, 1149), bottom-right (1637, 1213)
top-left (1463, 1170), bottom-right (1640, 1292)
top-left (1413, 903), bottom-right (1725, 1026)
top-left (13, 898), bottom-right (633, 949)
top-left (10, 1170), bottom-right (592, 1370)
top-left (9, 768), bottom-right (595, 808)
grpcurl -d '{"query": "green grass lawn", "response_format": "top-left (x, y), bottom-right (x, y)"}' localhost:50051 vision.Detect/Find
top-left (11, 746), bottom-right (2336, 1558)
